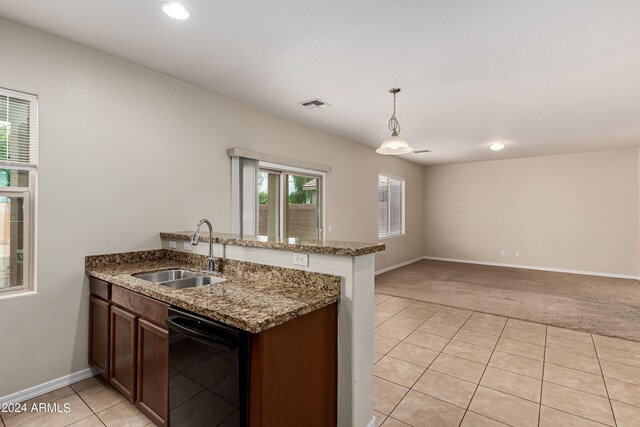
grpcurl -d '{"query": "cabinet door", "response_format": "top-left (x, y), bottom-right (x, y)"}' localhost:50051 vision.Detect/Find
top-left (137, 318), bottom-right (169, 426)
top-left (89, 295), bottom-right (110, 379)
top-left (249, 303), bottom-right (337, 426)
top-left (110, 305), bottom-right (137, 401)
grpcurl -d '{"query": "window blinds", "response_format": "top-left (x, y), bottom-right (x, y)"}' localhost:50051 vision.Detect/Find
top-left (378, 174), bottom-right (404, 238)
top-left (230, 156), bottom-right (259, 235)
top-left (0, 89), bottom-right (37, 169)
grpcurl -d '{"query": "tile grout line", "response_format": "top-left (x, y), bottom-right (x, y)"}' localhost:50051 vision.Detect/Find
top-left (378, 303), bottom-right (462, 425)
top-left (542, 377), bottom-right (610, 400)
top-left (374, 294), bottom-right (639, 426)
top-left (377, 291), bottom-right (640, 347)
top-left (546, 331), bottom-right (596, 344)
top-left (456, 313), bottom-right (508, 427)
top-left (377, 301), bottom-right (540, 426)
top-left (69, 386), bottom-right (108, 427)
top-left (591, 333), bottom-right (619, 427)
top-left (375, 303), bottom-right (448, 423)
top-left (378, 291), bottom-right (562, 336)
top-left (539, 383), bottom-right (619, 425)
top-left (538, 404), bottom-right (612, 427)
top-left (597, 372), bottom-right (640, 388)
top-left (543, 353), bottom-right (606, 376)
top-left (538, 325), bottom-right (548, 427)
top-left (375, 301), bottom-right (444, 356)
top-left (491, 346), bottom-right (545, 364)
top-left (464, 409), bottom-right (521, 427)
top-left (593, 340), bottom-right (640, 356)
top-left (376, 295), bottom-right (639, 426)
top-left (590, 354), bottom-right (640, 371)
top-left (412, 306), bottom-right (474, 424)
top-left (494, 330), bottom-right (546, 347)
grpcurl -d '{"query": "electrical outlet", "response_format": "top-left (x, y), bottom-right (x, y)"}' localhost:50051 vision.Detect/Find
top-left (515, 251), bottom-right (520, 257)
top-left (169, 241), bottom-right (177, 249)
top-left (500, 250), bottom-right (506, 256)
top-left (183, 242), bottom-right (192, 251)
top-left (293, 253), bottom-right (309, 267)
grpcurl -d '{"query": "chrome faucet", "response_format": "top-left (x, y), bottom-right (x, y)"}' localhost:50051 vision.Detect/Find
top-left (191, 219), bottom-right (215, 272)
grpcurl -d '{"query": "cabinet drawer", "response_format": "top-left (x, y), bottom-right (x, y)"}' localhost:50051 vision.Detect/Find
top-left (89, 277), bottom-right (111, 300)
top-left (112, 285), bottom-right (169, 327)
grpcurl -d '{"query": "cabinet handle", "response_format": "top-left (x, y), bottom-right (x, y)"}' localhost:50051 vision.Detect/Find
top-left (165, 316), bottom-right (237, 350)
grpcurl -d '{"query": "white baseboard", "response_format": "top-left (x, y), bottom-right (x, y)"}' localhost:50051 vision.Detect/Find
top-left (375, 257), bottom-right (423, 275)
top-left (422, 256), bottom-right (640, 281)
top-left (368, 415), bottom-right (377, 427)
top-left (0, 368), bottom-right (97, 406)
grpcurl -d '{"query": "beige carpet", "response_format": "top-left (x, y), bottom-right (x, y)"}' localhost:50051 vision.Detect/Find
top-left (375, 259), bottom-right (640, 342)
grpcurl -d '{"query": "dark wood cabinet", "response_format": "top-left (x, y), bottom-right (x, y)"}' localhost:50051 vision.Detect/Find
top-left (88, 295), bottom-right (110, 378)
top-left (90, 281), bottom-right (170, 426)
top-left (109, 305), bottom-right (138, 401)
top-left (89, 278), bottom-right (337, 427)
top-left (249, 303), bottom-right (337, 426)
top-left (137, 318), bottom-right (169, 426)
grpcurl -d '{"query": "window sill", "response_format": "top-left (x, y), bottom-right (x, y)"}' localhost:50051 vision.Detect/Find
top-left (378, 233), bottom-right (406, 241)
top-left (0, 289), bottom-right (37, 300)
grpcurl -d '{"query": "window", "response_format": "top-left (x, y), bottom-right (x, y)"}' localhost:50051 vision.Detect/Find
top-left (0, 88), bottom-right (37, 293)
top-left (229, 149), bottom-right (329, 241)
top-left (258, 165), bottom-right (323, 241)
top-left (378, 174), bottom-right (404, 238)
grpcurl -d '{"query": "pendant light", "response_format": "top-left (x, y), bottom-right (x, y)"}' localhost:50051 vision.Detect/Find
top-left (376, 88), bottom-right (414, 155)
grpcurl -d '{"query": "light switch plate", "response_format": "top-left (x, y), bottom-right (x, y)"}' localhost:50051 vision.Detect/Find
top-left (293, 253), bottom-right (309, 267)
top-left (183, 242), bottom-right (192, 251)
top-left (169, 241), bottom-right (177, 249)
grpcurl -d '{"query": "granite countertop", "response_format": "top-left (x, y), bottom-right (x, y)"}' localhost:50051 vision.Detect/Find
top-left (86, 250), bottom-right (341, 333)
top-left (160, 231), bottom-right (385, 256)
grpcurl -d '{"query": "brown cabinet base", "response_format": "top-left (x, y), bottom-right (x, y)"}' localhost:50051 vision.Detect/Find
top-left (90, 280), bottom-right (169, 426)
top-left (249, 303), bottom-right (337, 427)
top-left (109, 305), bottom-right (138, 401)
top-left (88, 295), bottom-right (110, 378)
top-left (89, 278), bottom-right (337, 427)
top-left (137, 318), bottom-right (169, 426)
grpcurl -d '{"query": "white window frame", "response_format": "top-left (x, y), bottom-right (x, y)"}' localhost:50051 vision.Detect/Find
top-left (259, 161), bottom-right (327, 241)
top-left (378, 173), bottom-right (405, 239)
top-left (0, 88), bottom-right (38, 296)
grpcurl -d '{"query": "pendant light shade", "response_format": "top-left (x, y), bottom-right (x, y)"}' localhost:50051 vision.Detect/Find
top-left (377, 88), bottom-right (414, 155)
top-left (376, 134), bottom-right (414, 155)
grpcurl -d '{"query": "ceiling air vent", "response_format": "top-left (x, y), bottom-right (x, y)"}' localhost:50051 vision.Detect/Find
top-left (300, 98), bottom-right (330, 109)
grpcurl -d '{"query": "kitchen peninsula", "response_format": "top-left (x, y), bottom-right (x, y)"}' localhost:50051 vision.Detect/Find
top-left (86, 231), bottom-right (384, 426)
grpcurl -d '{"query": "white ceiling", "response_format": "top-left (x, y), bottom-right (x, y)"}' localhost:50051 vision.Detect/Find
top-left (1, 0), bottom-right (640, 165)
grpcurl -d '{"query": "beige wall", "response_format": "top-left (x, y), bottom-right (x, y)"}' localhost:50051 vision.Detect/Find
top-left (0, 19), bottom-right (424, 396)
top-left (423, 149), bottom-right (640, 276)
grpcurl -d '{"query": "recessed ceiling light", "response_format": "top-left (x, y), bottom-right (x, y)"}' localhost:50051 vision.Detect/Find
top-left (489, 142), bottom-right (505, 151)
top-left (162, 2), bottom-right (191, 20)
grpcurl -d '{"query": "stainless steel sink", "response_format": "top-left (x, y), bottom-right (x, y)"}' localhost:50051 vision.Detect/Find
top-left (133, 269), bottom-right (226, 289)
top-left (159, 276), bottom-right (226, 289)
top-left (133, 269), bottom-right (199, 282)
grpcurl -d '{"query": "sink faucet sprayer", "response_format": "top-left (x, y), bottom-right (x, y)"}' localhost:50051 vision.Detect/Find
top-left (191, 219), bottom-right (216, 272)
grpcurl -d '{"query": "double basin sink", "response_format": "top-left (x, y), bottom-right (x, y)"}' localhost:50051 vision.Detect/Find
top-left (133, 269), bottom-right (226, 289)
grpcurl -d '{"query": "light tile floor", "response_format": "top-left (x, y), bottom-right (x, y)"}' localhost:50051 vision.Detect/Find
top-left (0, 376), bottom-right (152, 427)
top-left (4, 294), bottom-right (640, 427)
top-left (373, 293), bottom-right (640, 427)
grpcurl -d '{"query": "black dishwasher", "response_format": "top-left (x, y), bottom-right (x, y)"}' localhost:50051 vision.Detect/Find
top-left (166, 307), bottom-right (249, 426)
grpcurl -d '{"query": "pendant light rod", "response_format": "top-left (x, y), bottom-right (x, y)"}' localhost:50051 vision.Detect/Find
top-left (376, 87), bottom-right (414, 155)
top-left (388, 88), bottom-right (401, 136)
